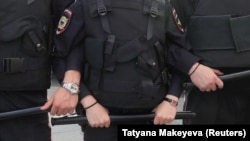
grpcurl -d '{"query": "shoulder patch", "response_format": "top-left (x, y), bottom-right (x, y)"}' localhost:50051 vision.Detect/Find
top-left (171, 8), bottom-right (184, 32)
top-left (56, 9), bottom-right (73, 35)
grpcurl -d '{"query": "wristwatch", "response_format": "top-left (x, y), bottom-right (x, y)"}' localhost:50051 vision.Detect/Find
top-left (62, 82), bottom-right (80, 95)
top-left (164, 97), bottom-right (178, 107)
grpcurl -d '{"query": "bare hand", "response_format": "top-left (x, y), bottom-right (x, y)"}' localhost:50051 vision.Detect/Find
top-left (84, 103), bottom-right (111, 128)
top-left (152, 96), bottom-right (177, 125)
top-left (190, 64), bottom-right (224, 92)
top-left (41, 87), bottom-right (78, 115)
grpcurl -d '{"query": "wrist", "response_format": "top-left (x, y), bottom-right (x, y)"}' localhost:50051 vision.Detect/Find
top-left (61, 82), bottom-right (80, 95)
top-left (80, 95), bottom-right (96, 107)
top-left (189, 63), bottom-right (200, 76)
top-left (84, 101), bottom-right (98, 110)
top-left (164, 96), bottom-right (178, 107)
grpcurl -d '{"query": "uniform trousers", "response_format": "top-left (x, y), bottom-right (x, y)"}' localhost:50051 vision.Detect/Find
top-left (0, 90), bottom-right (51, 141)
top-left (184, 78), bottom-right (250, 124)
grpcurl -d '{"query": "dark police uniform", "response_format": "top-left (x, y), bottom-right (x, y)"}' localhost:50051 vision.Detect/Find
top-left (52, 0), bottom-right (75, 28)
top-left (0, 0), bottom-right (53, 140)
top-left (171, 0), bottom-right (250, 124)
top-left (53, 0), bottom-right (198, 140)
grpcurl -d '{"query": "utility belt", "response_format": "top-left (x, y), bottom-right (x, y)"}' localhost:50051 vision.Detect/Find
top-left (188, 15), bottom-right (250, 68)
top-left (0, 57), bottom-right (51, 90)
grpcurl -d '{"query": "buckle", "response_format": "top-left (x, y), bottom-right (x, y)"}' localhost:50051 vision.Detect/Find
top-left (98, 5), bottom-right (107, 16)
top-left (150, 1), bottom-right (158, 18)
top-left (97, 0), bottom-right (107, 16)
top-left (3, 58), bottom-right (24, 73)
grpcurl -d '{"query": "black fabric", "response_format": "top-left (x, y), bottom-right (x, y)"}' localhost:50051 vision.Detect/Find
top-left (184, 78), bottom-right (250, 124)
top-left (0, 90), bottom-right (51, 141)
top-left (52, 0), bottom-right (75, 28)
top-left (82, 0), bottom-right (169, 110)
top-left (0, 0), bottom-right (52, 90)
top-left (187, 14), bottom-right (250, 68)
top-left (230, 15), bottom-right (250, 52)
top-left (171, 0), bottom-right (250, 125)
top-left (173, 0), bottom-right (250, 68)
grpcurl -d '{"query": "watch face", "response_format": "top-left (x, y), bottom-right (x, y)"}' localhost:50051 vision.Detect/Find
top-left (70, 83), bottom-right (79, 93)
top-left (63, 82), bottom-right (79, 94)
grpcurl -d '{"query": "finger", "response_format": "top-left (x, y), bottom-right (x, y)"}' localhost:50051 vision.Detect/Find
top-left (56, 108), bottom-right (69, 116)
top-left (66, 109), bottom-right (75, 115)
top-left (212, 69), bottom-right (224, 75)
top-left (40, 98), bottom-right (53, 111)
top-left (216, 78), bottom-right (224, 89)
top-left (153, 117), bottom-right (160, 125)
top-left (199, 88), bottom-right (206, 92)
top-left (50, 104), bottom-right (59, 116)
top-left (210, 82), bottom-right (217, 91)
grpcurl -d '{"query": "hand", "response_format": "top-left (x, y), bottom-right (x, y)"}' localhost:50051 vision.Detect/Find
top-left (152, 95), bottom-right (178, 125)
top-left (80, 95), bottom-right (111, 128)
top-left (190, 63), bottom-right (224, 92)
top-left (41, 87), bottom-right (78, 116)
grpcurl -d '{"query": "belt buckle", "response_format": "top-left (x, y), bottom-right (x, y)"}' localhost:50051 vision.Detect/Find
top-left (3, 58), bottom-right (24, 73)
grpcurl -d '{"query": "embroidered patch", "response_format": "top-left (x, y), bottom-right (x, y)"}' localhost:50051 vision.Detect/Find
top-left (56, 9), bottom-right (72, 35)
top-left (172, 8), bottom-right (184, 32)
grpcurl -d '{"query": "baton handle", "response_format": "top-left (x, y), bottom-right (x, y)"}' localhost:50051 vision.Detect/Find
top-left (51, 111), bottom-right (196, 126)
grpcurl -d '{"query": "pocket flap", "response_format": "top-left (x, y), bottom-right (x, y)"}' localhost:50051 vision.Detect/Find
top-left (230, 15), bottom-right (250, 52)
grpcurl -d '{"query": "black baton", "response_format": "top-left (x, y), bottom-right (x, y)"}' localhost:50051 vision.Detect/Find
top-left (184, 70), bottom-right (250, 88)
top-left (51, 111), bottom-right (196, 126)
top-left (0, 107), bottom-right (49, 121)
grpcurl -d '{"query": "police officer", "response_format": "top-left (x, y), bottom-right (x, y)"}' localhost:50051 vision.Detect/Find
top-left (170, 0), bottom-right (250, 124)
top-left (41, 0), bottom-right (210, 140)
top-left (0, 0), bottom-right (53, 141)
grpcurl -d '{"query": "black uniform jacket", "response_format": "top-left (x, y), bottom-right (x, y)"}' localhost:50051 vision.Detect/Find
top-left (53, 0), bottom-right (199, 100)
top-left (171, 0), bottom-right (250, 74)
top-left (52, 0), bottom-right (76, 27)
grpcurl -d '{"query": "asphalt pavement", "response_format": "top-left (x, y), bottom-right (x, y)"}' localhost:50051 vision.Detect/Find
top-left (48, 78), bottom-right (185, 141)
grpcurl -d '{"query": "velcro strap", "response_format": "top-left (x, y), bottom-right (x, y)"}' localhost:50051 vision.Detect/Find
top-left (144, 0), bottom-right (158, 40)
top-left (104, 35), bottom-right (116, 71)
top-left (143, 0), bottom-right (158, 17)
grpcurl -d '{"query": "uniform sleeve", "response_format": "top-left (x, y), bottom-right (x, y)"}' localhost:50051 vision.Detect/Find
top-left (167, 71), bottom-right (185, 98)
top-left (53, 1), bottom-right (91, 100)
top-left (165, 2), bottom-right (200, 75)
top-left (164, 2), bottom-right (198, 98)
top-left (52, 0), bottom-right (76, 28)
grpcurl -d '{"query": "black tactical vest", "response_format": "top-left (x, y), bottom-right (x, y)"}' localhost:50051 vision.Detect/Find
top-left (0, 0), bottom-right (52, 90)
top-left (187, 0), bottom-right (250, 68)
top-left (82, 0), bottom-right (170, 111)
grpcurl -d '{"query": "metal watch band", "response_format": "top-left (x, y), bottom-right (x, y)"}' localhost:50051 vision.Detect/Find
top-left (62, 82), bottom-right (80, 95)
